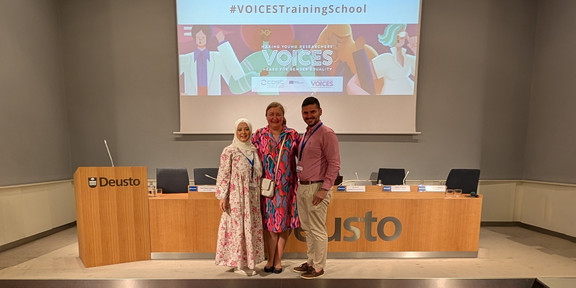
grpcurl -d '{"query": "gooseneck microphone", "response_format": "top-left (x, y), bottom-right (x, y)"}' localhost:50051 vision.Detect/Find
top-left (403, 171), bottom-right (410, 185)
top-left (204, 174), bottom-right (217, 181)
top-left (103, 140), bottom-right (115, 167)
top-left (338, 180), bottom-right (356, 186)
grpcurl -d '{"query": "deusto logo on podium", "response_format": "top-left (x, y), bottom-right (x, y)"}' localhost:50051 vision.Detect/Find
top-left (294, 211), bottom-right (402, 242)
top-left (88, 177), bottom-right (142, 188)
top-left (88, 177), bottom-right (97, 188)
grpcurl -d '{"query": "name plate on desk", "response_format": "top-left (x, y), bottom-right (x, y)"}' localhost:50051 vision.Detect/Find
top-left (345, 186), bottom-right (366, 192)
top-left (385, 185), bottom-right (411, 192)
top-left (423, 185), bottom-right (446, 192)
top-left (189, 185), bottom-right (217, 193)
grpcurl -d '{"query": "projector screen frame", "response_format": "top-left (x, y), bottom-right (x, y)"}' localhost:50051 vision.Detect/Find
top-left (174, 0), bottom-right (423, 135)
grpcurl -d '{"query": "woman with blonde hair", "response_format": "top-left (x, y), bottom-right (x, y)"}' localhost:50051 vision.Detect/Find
top-left (252, 102), bottom-right (300, 273)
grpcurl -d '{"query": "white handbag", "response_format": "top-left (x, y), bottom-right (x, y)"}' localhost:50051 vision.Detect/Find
top-left (260, 178), bottom-right (275, 198)
top-left (260, 137), bottom-right (285, 198)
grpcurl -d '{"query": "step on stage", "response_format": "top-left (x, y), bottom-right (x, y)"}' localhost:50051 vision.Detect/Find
top-left (0, 278), bottom-right (550, 288)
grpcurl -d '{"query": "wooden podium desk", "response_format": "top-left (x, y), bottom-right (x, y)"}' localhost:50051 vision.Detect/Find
top-left (74, 166), bottom-right (150, 267)
top-left (149, 186), bottom-right (482, 259)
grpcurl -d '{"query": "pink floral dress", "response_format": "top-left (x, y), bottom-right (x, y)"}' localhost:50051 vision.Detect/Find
top-left (215, 145), bottom-right (265, 269)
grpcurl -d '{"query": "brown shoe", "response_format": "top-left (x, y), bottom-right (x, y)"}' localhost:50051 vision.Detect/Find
top-left (300, 269), bottom-right (324, 279)
top-left (292, 262), bottom-right (311, 273)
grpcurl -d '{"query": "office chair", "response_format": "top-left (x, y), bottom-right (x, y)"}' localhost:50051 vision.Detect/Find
top-left (156, 168), bottom-right (189, 193)
top-left (334, 174), bottom-right (344, 186)
top-left (377, 168), bottom-right (406, 185)
top-left (193, 168), bottom-right (219, 185)
top-left (445, 169), bottom-right (481, 194)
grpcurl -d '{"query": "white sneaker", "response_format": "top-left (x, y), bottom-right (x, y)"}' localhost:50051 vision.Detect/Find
top-left (234, 267), bottom-right (256, 276)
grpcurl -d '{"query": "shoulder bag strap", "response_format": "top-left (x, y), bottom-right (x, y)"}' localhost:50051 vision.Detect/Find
top-left (272, 136), bottom-right (286, 181)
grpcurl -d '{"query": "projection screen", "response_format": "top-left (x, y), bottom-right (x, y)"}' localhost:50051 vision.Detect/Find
top-left (175, 0), bottom-right (422, 134)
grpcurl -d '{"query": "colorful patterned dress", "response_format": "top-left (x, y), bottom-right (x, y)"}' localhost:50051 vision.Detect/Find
top-left (215, 145), bottom-right (265, 269)
top-left (252, 126), bottom-right (301, 232)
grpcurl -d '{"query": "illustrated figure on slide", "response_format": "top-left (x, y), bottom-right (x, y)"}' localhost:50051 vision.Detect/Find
top-left (179, 25), bottom-right (245, 95)
top-left (371, 24), bottom-right (418, 95)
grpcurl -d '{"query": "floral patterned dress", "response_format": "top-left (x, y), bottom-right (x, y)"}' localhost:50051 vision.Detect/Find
top-left (252, 126), bottom-right (301, 232)
top-left (215, 145), bottom-right (265, 269)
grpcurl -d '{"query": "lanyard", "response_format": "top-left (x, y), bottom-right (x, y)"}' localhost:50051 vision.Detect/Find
top-left (298, 123), bottom-right (323, 161)
top-left (241, 151), bottom-right (255, 178)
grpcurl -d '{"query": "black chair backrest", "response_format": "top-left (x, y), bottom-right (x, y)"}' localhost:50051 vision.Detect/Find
top-left (334, 175), bottom-right (344, 186)
top-left (377, 168), bottom-right (406, 185)
top-left (445, 169), bottom-right (481, 194)
top-left (156, 168), bottom-right (189, 193)
top-left (193, 168), bottom-right (219, 185)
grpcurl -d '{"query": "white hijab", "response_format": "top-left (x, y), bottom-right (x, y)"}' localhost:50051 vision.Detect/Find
top-left (231, 118), bottom-right (257, 152)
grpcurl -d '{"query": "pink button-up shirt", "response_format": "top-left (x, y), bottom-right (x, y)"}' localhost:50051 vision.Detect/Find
top-left (297, 122), bottom-right (340, 191)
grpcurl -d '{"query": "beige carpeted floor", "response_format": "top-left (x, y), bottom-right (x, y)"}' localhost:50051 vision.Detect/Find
top-left (0, 226), bottom-right (575, 287)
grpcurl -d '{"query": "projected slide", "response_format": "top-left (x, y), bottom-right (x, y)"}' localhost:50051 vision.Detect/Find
top-left (176, 0), bottom-right (422, 134)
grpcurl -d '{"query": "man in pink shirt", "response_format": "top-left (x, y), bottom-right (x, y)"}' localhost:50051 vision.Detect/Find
top-left (292, 96), bottom-right (340, 279)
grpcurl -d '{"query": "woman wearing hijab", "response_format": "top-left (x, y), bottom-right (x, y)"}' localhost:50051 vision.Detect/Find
top-left (252, 102), bottom-right (300, 273)
top-left (215, 118), bottom-right (265, 276)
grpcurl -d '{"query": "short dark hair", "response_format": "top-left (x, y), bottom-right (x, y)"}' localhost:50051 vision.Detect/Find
top-left (302, 96), bottom-right (321, 108)
top-left (191, 25), bottom-right (212, 39)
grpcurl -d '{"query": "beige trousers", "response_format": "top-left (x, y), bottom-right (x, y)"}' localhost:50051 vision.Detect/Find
top-left (296, 182), bottom-right (332, 271)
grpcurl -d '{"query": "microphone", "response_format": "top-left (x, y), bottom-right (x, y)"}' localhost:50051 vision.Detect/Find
top-left (338, 180), bottom-right (357, 186)
top-left (103, 140), bottom-right (115, 167)
top-left (403, 171), bottom-right (410, 185)
top-left (339, 179), bottom-right (372, 186)
top-left (204, 174), bottom-right (217, 181)
top-left (351, 172), bottom-right (372, 185)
